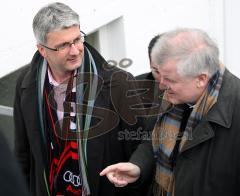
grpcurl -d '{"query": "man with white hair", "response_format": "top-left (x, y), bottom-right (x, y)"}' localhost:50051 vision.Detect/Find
top-left (101, 28), bottom-right (240, 196)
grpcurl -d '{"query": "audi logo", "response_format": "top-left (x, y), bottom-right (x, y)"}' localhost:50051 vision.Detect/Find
top-left (63, 170), bottom-right (82, 187)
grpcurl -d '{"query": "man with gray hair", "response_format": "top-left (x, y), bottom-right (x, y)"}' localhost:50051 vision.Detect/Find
top-left (101, 28), bottom-right (240, 196)
top-left (14, 2), bottom-right (148, 196)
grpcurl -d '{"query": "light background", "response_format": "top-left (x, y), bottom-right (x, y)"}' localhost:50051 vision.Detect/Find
top-left (0, 0), bottom-right (239, 78)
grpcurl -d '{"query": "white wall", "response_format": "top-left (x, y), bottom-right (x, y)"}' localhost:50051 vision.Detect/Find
top-left (0, 0), bottom-right (239, 78)
top-left (122, 0), bottom-right (225, 75)
top-left (224, 0), bottom-right (240, 77)
top-left (0, 0), bottom-right (120, 77)
top-left (98, 17), bottom-right (126, 63)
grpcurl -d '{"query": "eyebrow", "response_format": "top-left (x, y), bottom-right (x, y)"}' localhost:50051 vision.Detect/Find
top-left (54, 34), bottom-right (81, 48)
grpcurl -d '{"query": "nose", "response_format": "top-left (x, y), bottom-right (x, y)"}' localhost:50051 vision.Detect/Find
top-left (159, 83), bottom-right (168, 90)
top-left (159, 83), bottom-right (169, 91)
top-left (69, 43), bottom-right (82, 55)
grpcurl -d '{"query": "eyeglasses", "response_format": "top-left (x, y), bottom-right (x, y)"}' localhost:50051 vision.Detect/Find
top-left (40, 31), bottom-right (86, 52)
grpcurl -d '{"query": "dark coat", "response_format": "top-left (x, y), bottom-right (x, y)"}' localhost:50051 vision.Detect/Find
top-left (14, 44), bottom-right (147, 196)
top-left (131, 72), bottom-right (159, 196)
top-left (135, 72), bottom-right (160, 133)
top-left (135, 72), bottom-right (155, 81)
top-left (0, 130), bottom-right (29, 196)
top-left (134, 69), bottom-right (240, 196)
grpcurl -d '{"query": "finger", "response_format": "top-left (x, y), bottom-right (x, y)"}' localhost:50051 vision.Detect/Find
top-left (114, 181), bottom-right (128, 187)
top-left (105, 172), bottom-right (117, 184)
top-left (106, 173), bottom-right (128, 186)
top-left (114, 177), bottom-right (128, 187)
top-left (100, 163), bottom-right (121, 176)
top-left (100, 163), bottom-right (130, 176)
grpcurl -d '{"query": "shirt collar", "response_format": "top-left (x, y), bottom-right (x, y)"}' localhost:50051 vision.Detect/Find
top-left (48, 68), bottom-right (60, 87)
top-left (47, 67), bottom-right (77, 87)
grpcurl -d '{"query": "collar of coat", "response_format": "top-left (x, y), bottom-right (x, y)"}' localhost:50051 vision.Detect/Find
top-left (206, 69), bottom-right (234, 129)
top-left (179, 69), bottom-right (236, 152)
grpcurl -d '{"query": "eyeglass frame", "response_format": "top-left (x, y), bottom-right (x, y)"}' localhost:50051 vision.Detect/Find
top-left (39, 31), bottom-right (86, 52)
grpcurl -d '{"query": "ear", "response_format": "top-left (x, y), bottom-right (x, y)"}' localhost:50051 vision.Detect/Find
top-left (37, 44), bottom-right (47, 58)
top-left (196, 73), bottom-right (209, 88)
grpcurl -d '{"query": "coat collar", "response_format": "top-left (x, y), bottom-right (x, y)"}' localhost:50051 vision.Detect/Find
top-left (21, 51), bottom-right (43, 89)
top-left (181, 69), bottom-right (235, 152)
top-left (205, 69), bottom-right (234, 128)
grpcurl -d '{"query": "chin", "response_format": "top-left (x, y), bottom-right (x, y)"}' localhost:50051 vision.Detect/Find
top-left (167, 97), bottom-right (182, 105)
top-left (68, 62), bottom-right (82, 71)
top-left (169, 100), bottom-right (178, 105)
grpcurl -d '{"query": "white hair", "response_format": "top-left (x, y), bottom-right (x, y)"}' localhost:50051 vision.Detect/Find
top-left (32, 2), bottom-right (80, 44)
top-left (151, 28), bottom-right (220, 77)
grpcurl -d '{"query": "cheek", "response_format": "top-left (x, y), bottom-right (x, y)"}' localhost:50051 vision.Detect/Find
top-left (169, 84), bottom-right (177, 91)
top-left (179, 88), bottom-right (194, 99)
top-left (170, 86), bottom-right (183, 96)
top-left (55, 54), bottom-right (66, 63)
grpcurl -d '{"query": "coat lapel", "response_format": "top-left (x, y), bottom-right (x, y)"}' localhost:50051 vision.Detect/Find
top-left (20, 51), bottom-right (47, 164)
top-left (180, 120), bottom-right (215, 153)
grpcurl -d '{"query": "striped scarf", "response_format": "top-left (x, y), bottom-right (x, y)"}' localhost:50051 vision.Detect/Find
top-left (37, 44), bottom-right (99, 196)
top-left (76, 45), bottom-right (99, 196)
top-left (152, 67), bottom-right (225, 196)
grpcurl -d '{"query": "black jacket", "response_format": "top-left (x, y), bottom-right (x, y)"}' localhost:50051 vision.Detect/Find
top-left (135, 72), bottom-right (155, 81)
top-left (14, 43), bottom-right (148, 196)
top-left (0, 130), bottom-right (29, 196)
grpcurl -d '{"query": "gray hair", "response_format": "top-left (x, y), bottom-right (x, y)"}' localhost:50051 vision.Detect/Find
top-left (33, 2), bottom-right (80, 44)
top-left (151, 28), bottom-right (220, 77)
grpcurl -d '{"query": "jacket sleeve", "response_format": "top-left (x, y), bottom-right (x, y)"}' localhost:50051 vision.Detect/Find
top-left (129, 140), bottom-right (155, 184)
top-left (14, 71), bottom-right (31, 186)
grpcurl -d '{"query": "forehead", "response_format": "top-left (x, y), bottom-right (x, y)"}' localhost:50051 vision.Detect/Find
top-left (46, 26), bottom-right (81, 44)
top-left (158, 60), bottom-right (178, 75)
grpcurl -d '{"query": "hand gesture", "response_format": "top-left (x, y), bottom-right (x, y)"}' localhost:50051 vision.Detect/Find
top-left (100, 162), bottom-right (140, 187)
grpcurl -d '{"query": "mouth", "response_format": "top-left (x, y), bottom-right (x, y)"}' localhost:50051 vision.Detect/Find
top-left (67, 56), bottom-right (81, 64)
top-left (166, 91), bottom-right (175, 96)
